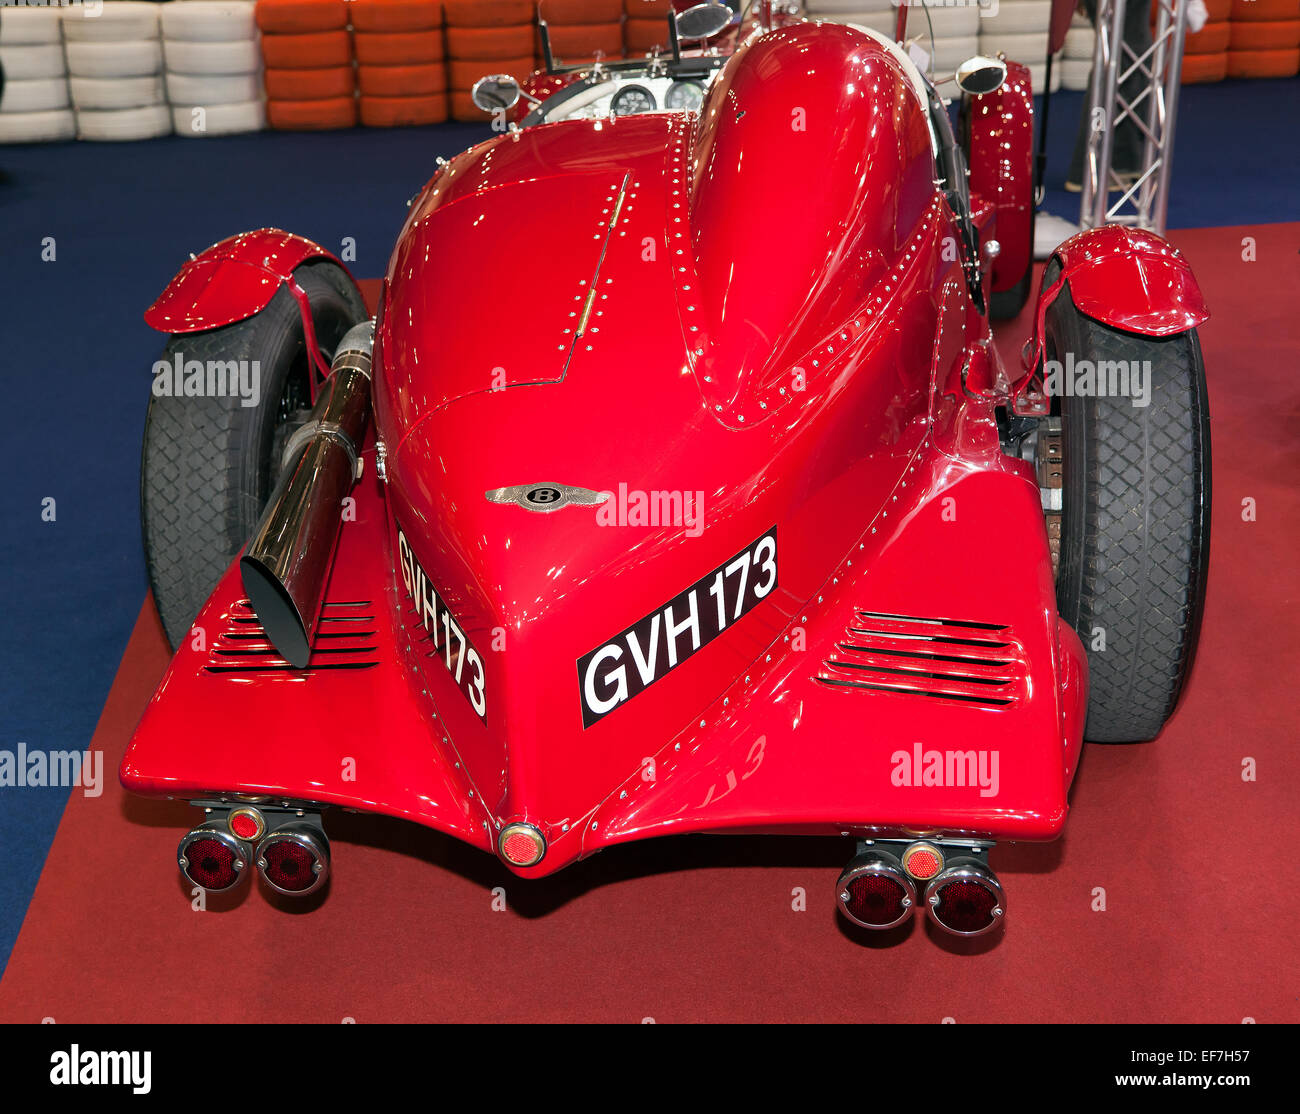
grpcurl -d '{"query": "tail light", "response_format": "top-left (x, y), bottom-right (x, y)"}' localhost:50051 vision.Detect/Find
top-left (255, 824), bottom-right (329, 896)
top-left (924, 861), bottom-right (1005, 936)
top-left (177, 823), bottom-right (248, 892)
top-left (835, 851), bottom-right (916, 929)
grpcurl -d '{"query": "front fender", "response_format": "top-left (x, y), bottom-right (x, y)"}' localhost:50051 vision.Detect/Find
top-left (143, 229), bottom-right (352, 334)
top-left (1015, 226), bottom-right (1209, 413)
top-left (1046, 225), bottom-right (1209, 336)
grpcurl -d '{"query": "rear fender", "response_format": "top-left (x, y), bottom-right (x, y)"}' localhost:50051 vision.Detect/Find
top-left (1014, 226), bottom-right (1209, 414)
top-left (964, 60), bottom-right (1034, 293)
top-left (143, 229), bottom-right (354, 334)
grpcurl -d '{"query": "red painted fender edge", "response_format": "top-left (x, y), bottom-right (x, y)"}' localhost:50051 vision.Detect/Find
top-left (143, 229), bottom-right (354, 334)
top-left (1047, 225), bottom-right (1210, 336)
top-left (1016, 225), bottom-right (1210, 412)
top-left (967, 60), bottom-right (1034, 294)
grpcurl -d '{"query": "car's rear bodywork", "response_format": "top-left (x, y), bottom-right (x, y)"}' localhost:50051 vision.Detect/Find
top-left (123, 18), bottom-right (1204, 924)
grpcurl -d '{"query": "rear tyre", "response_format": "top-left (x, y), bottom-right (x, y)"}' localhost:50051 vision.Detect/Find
top-left (141, 261), bottom-right (367, 649)
top-left (1045, 276), bottom-right (1211, 742)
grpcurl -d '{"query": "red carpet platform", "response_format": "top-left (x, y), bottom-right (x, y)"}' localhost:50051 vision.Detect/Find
top-left (1, 225), bottom-right (1295, 1023)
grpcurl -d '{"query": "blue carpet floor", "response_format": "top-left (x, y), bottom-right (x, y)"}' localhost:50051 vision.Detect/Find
top-left (0, 76), bottom-right (1295, 972)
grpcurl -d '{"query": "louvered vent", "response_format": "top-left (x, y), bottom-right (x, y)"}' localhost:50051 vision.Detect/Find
top-left (204, 600), bottom-right (378, 674)
top-left (817, 610), bottom-right (1028, 707)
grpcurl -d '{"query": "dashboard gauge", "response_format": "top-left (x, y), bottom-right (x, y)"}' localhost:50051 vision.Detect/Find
top-left (610, 85), bottom-right (657, 117)
top-left (665, 80), bottom-right (705, 112)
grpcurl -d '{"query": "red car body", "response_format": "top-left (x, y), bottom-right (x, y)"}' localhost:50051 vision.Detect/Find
top-left (122, 20), bottom-right (1206, 893)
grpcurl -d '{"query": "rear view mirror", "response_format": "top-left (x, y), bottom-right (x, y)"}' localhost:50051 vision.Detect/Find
top-left (954, 55), bottom-right (1008, 96)
top-left (471, 74), bottom-right (522, 113)
top-left (675, 2), bottom-right (735, 41)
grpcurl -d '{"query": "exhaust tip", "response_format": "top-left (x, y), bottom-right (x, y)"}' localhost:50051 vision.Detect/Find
top-left (240, 555), bottom-right (311, 669)
top-left (255, 824), bottom-right (330, 896)
top-left (836, 852), bottom-right (916, 930)
top-left (178, 823), bottom-right (249, 893)
top-left (924, 861), bottom-right (1005, 937)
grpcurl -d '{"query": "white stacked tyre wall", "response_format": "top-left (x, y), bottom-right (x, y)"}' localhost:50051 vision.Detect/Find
top-left (979, 0), bottom-right (1063, 92)
top-left (0, 8), bottom-right (74, 143)
top-left (803, 2), bottom-right (981, 80)
top-left (161, 1), bottom-right (265, 137)
top-left (63, 2), bottom-right (171, 140)
top-left (803, 3), bottom-right (897, 37)
top-left (1061, 12), bottom-right (1096, 91)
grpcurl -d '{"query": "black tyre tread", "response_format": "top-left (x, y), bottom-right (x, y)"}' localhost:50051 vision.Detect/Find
top-left (300, 257), bottom-right (369, 323)
top-left (1049, 286), bottom-right (1210, 742)
top-left (989, 263), bottom-right (1031, 319)
top-left (141, 263), bottom-right (366, 649)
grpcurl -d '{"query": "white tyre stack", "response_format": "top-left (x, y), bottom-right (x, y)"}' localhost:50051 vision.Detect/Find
top-left (1060, 13), bottom-right (1095, 91)
top-left (63, 2), bottom-right (171, 140)
top-left (0, 8), bottom-right (74, 144)
top-left (162, 2), bottom-right (265, 138)
top-left (905, 3), bottom-right (982, 77)
top-left (802, 3), bottom-right (982, 80)
top-left (803, 3), bottom-right (898, 38)
top-left (978, 0), bottom-right (1063, 93)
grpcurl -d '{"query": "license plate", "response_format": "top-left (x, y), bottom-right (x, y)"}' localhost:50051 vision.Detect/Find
top-left (577, 527), bottom-right (777, 728)
top-left (397, 527), bottom-right (487, 723)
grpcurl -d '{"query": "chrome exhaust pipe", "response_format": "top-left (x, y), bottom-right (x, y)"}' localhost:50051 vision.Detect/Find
top-left (924, 859), bottom-right (1006, 937)
top-left (241, 321), bottom-right (374, 668)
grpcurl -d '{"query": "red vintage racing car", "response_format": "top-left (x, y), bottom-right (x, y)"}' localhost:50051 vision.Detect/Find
top-left (124, 3), bottom-right (1210, 940)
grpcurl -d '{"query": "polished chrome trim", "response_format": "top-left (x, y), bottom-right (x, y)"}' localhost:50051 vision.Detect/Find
top-left (483, 483), bottom-right (611, 513)
top-left (924, 861), bottom-right (1006, 937)
top-left (177, 823), bottom-right (248, 893)
top-left (255, 824), bottom-right (330, 896)
top-left (835, 853), bottom-right (917, 930)
top-left (279, 419), bottom-right (358, 478)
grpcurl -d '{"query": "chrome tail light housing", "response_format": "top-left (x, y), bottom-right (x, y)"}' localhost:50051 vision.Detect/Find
top-left (835, 850), bottom-right (917, 929)
top-left (255, 823), bottom-right (330, 896)
top-left (177, 822), bottom-right (249, 893)
top-left (924, 859), bottom-right (1006, 936)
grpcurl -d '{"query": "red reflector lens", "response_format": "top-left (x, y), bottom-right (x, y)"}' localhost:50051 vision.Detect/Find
top-left (844, 873), bottom-right (908, 927)
top-left (229, 811), bottom-right (260, 840)
top-left (904, 846), bottom-right (942, 880)
top-left (503, 831), bottom-right (539, 864)
top-left (182, 837), bottom-right (239, 891)
top-left (498, 823), bottom-right (546, 867)
top-left (261, 838), bottom-right (317, 892)
top-left (932, 879), bottom-right (999, 934)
